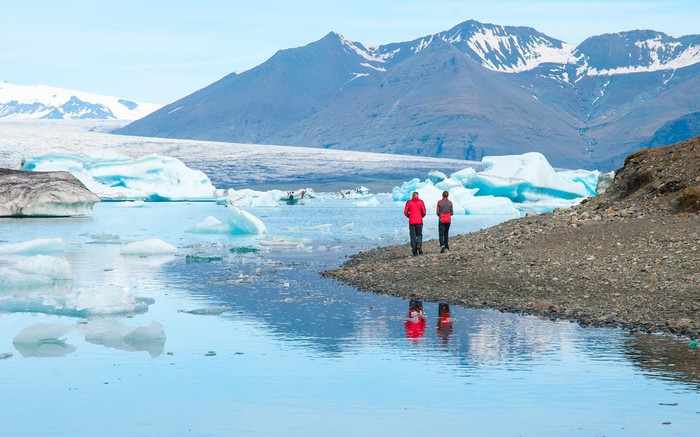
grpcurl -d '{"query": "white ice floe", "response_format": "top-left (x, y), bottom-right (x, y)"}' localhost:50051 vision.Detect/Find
top-left (121, 238), bottom-right (178, 256)
top-left (0, 238), bottom-right (65, 254)
top-left (353, 197), bottom-right (381, 207)
top-left (21, 149), bottom-right (217, 201)
top-left (186, 206), bottom-right (266, 235)
top-left (0, 254), bottom-right (73, 290)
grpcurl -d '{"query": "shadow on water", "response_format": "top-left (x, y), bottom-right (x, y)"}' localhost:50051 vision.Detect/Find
top-left (624, 333), bottom-right (700, 390)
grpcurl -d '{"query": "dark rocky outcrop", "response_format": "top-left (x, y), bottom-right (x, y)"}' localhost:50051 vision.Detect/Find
top-left (0, 168), bottom-right (100, 217)
top-left (325, 136), bottom-right (700, 339)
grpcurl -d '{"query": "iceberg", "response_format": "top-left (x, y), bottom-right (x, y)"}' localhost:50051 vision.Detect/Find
top-left (21, 150), bottom-right (217, 201)
top-left (392, 152), bottom-right (600, 216)
top-left (186, 207), bottom-right (267, 235)
top-left (121, 238), bottom-right (178, 256)
top-left (471, 152), bottom-right (588, 201)
top-left (0, 168), bottom-right (100, 217)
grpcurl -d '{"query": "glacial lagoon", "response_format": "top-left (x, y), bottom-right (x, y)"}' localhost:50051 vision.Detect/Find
top-left (2, 198), bottom-right (700, 437)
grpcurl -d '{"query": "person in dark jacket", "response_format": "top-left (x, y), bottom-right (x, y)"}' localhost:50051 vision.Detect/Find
top-left (404, 191), bottom-right (426, 256)
top-left (436, 190), bottom-right (453, 253)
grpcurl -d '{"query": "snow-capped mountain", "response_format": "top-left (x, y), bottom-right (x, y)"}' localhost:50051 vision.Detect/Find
top-left (117, 20), bottom-right (700, 170)
top-left (0, 82), bottom-right (162, 120)
top-left (354, 20), bottom-right (574, 74)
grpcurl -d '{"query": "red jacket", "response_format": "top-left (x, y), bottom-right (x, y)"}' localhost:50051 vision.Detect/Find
top-left (404, 197), bottom-right (426, 225)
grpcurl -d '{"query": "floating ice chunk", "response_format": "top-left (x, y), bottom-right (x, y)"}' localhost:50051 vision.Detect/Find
top-left (354, 197), bottom-right (381, 207)
top-left (178, 306), bottom-right (233, 315)
top-left (80, 231), bottom-right (120, 244)
top-left (460, 194), bottom-right (520, 216)
top-left (0, 254), bottom-right (72, 290)
top-left (113, 200), bottom-right (146, 208)
top-left (428, 170), bottom-right (448, 184)
top-left (79, 319), bottom-right (166, 357)
top-left (557, 169), bottom-right (604, 197)
top-left (186, 216), bottom-right (230, 234)
top-left (434, 177), bottom-right (465, 191)
top-left (226, 188), bottom-right (285, 207)
top-left (187, 208), bottom-right (266, 235)
top-left (121, 238), bottom-right (177, 256)
top-left (225, 206), bottom-right (266, 234)
top-left (335, 186), bottom-right (371, 199)
top-left (0, 238), bottom-right (65, 254)
top-left (449, 167), bottom-right (477, 186)
top-left (68, 285), bottom-right (154, 315)
top-left (517, 198), bottom-right (585, 215)
top-left (305, 224), bottom-right (331, 232)
top-left (392, 178), bottom-right (431, 201)
top-left (471, 152), bottom-right (588, 201)
top-left (340, 223), bottom-right (354, 231)
top-left (260, 237), bottom-right (304, 247)
top-left (21, 149), bottom-right (217, 201)
top-left (13, 322), bottom-right (76, 357)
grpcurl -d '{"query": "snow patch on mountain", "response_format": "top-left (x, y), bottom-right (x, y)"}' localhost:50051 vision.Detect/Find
top-left (586, 44), bottom-right (700, 76)
top-left (0, 82), bottom-right (162, 120)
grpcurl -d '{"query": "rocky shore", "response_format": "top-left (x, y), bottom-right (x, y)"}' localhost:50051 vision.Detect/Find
top-left (325, 137), bottom-right (700, 339)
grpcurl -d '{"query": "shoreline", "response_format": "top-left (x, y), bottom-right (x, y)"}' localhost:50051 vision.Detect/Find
top-left (324, 210), bottom-right (700, 340)
top-left (325, 138), bottom-right (700, 341)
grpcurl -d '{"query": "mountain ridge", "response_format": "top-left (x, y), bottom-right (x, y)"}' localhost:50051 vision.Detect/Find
top-left (116, 20), bottom-right (700, 170)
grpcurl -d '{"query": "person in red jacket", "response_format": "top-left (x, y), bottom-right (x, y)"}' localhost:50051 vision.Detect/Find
top-left (404, 191), bottom-right (426, 256)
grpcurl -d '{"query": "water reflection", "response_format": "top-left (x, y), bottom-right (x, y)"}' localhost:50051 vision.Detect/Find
top-left (78, 319), bottom-right (166, 358)
top-left (11, 319), bottom-right (166, 358)
top-left (624, 333), bottom-right (700, 390)
top-left (404, 299), bottom-right (427, 344)
top-left (13, 323), bottom-right (76, 358)
top-left (436, 303), bottom-right (453, 349)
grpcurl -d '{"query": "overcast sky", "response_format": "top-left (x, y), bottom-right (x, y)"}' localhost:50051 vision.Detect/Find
top-left (2, 0), bottom-right (698, 104)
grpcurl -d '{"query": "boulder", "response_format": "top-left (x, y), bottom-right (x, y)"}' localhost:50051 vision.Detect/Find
top-left (0, 168), bottom-right (100, 217)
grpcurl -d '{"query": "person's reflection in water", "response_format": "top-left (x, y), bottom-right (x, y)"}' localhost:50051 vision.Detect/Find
top-left (404, 298), bottom-right (426, 344)
top-left (436, 303), bottom-right (453, 348)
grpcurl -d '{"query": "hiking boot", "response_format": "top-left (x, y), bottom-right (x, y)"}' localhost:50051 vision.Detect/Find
top-left (440, 247), bottom-right (445, 253)
top-left (417, 247), bottom-right (422, 255)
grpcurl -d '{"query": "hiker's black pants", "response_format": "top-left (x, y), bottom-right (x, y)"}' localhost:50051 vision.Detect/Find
top-left (439, 222), bottom-right (450, 249)
top-left (409, 224), bottom-right (423, 254)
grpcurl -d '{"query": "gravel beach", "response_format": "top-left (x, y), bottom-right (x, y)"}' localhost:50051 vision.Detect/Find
top-left (325, 137), bottom-right (700, 339)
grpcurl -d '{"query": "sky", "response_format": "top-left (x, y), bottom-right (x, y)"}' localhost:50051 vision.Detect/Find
top-left (2, 0), bottom-right (699, 104)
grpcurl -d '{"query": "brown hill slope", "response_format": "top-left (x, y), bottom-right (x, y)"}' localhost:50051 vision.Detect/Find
top-left (325, 136), bottom-right (700, 339)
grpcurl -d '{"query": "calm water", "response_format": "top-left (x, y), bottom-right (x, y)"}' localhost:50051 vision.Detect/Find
top-left (1, 199), bottom-right (699, 437)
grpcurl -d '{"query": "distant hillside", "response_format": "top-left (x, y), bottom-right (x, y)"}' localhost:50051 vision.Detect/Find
top-left (0, 82), bottom-right (162, 120)
top-left (116, 19), bottom-right (700, 170)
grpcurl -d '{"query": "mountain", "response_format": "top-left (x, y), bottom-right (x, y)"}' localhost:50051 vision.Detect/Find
top-left (0, 82), bottom-right (162, 120)
top-left (116, 20), bottom-right (700, 170)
